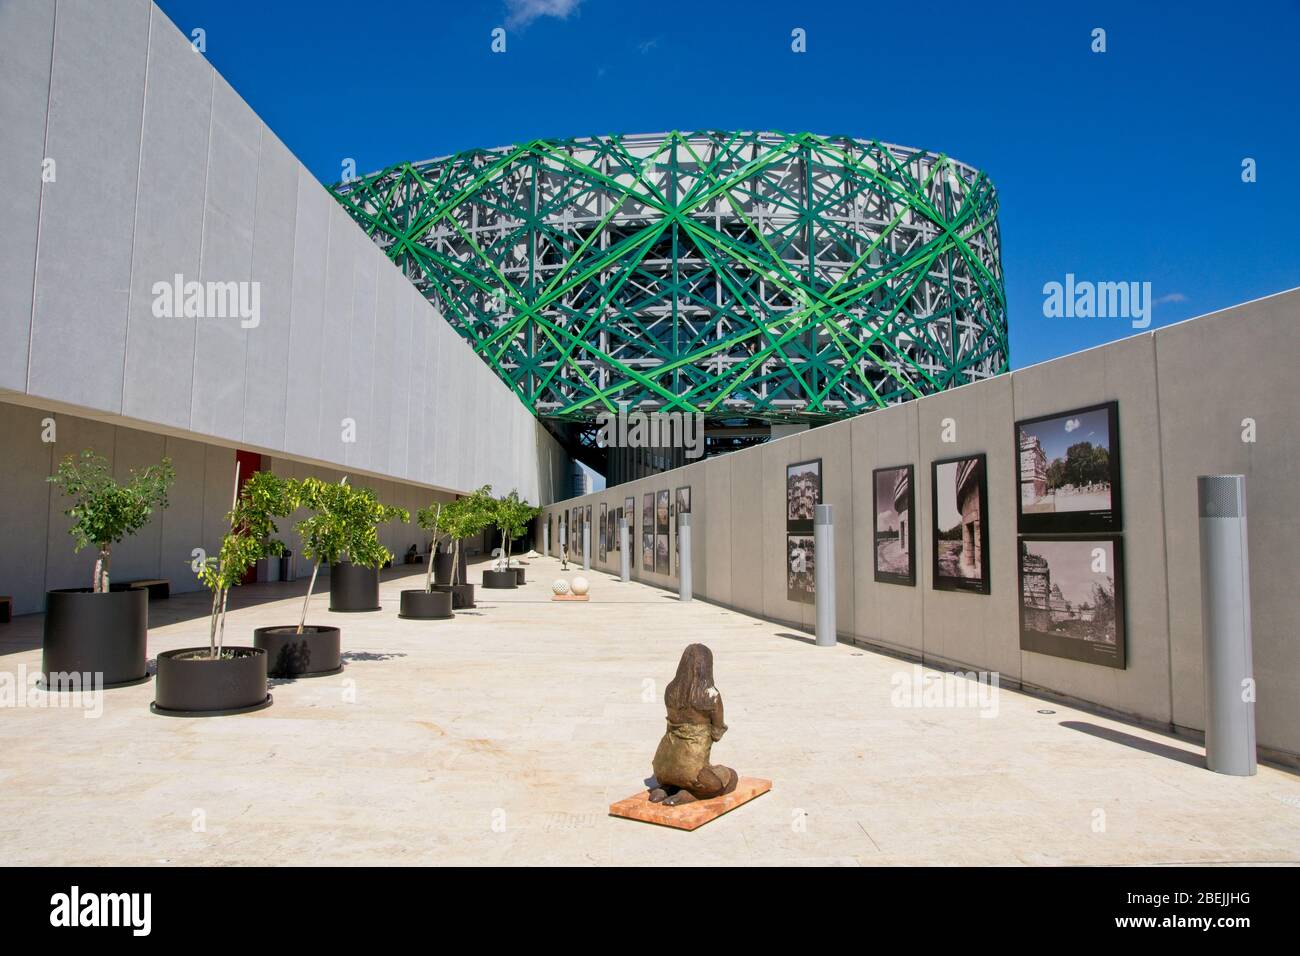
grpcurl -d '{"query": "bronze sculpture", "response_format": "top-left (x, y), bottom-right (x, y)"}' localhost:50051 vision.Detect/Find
top-left (649, 644), bottom-right (739, 806)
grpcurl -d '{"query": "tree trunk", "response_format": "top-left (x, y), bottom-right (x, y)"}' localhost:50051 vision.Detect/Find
top-left (207, 587), bottom-right (221, 659)
top-left (94, 544), bottom-right (112, 593)
top-left (451, 540), bottom-right (461, 586)
top-left (217, 586), bottom-right (230, 657)
top-left (297, 558), bottom-right (321, 635)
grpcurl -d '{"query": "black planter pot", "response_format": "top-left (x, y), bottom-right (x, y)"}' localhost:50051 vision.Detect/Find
top-left (482, 569), bottom-right (517, 589)
top-left (42, 588), bottom-right (149, 689)
top-left (329, 560), bottom-right (380, 612)
top-left (151, 647), bottom-right (271, 716)
top-left (433, 551), bottom-right (454, 586)
top-left (399, 589), bottom-right (454, 620)
top-left (253, 625), bottom-right (342, 677)
top-left (432, 583), bottom-right (475, 609)
top-left (511, 566), bottom-right (526, 585)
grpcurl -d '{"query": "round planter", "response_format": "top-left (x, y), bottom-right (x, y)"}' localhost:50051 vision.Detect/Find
top-left (482, 569), bottom-right (517, 589)
top-left (42, 588), bottom-right (149, 689)
top-left (512, 566), bottom-right (526, 585)
top-left (151, 647), bottom-right (271, 716)
top-left (433, 551), bottom-right (454, 586)
top-left (432, 583), bottom-right (475, 609)
top-left (329, 560), bottom-right (380, 612)
top-left (399, 589), bottom-right (454, 620)
top-left (253, 625), bottom-right (342, 677)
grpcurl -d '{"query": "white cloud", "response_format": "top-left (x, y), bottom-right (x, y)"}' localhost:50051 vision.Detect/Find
top-left (504, 0), bottom-right (583, 28)
top-left (1064, 417), bottom-right (1082, 433)
top-left (1154, 292), bottom-right (1187, 305)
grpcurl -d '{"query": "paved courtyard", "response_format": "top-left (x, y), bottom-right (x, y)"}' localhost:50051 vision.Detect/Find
top-left (2, 555), bottom-right (1298, 866)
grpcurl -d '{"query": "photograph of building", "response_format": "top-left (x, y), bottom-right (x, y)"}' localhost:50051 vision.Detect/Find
top-left (932, 456), bottom-right (989, 592)
top-left (1020, 538), bottom-right (1124, 668)
top-left (1018, 404), bottom-right (1117, 529)
top-left (786, 460), bottom-right (821, 529)
top-left (874, 466), bottom-right (914, 584)
top-left (786, 534), bottom-right (815, 604)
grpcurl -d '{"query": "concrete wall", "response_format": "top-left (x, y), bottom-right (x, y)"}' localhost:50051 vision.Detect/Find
top-left (0, 0), bottom-right (567, 508)
top-left (0, 401), bottom-right (446, 614)
top-left (540, 289), bottom-right (1300, 763)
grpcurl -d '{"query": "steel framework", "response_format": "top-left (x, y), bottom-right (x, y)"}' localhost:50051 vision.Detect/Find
top-left (329, 131), bottom-right (1008, 426)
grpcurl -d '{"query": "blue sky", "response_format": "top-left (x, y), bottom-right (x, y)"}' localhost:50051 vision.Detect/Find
top-left (1022, 407), bottom-right (1111, 461)
top-left (156, 0), bottom-right (1299, 369)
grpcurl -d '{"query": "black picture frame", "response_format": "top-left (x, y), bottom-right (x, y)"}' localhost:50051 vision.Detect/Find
top-left (641, 532), bottom-right (654, 573)
top-left (655, 533), bottom-right (669, 574)
top-left (930, 453), bottom-right (991, 594)
top-left (786, 533), bottom-right (815, 604)
top-left (624, 496), bottom-right (635, 544)
top-left (785, 458), bottom-right (822, 534)
top-left (1018, 535), bottom-right (1126, 669)
top-left (872, 464), bottom-right (916, 586)
top-left (599, 502), bottom-right (607, 560)
top-left (656, 490), bottom-right (670, 535)
top-left (1015, 400), bottom-right (1122, 534)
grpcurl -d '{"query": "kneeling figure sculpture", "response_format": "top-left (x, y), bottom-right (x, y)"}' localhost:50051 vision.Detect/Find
top-left (649, 643), bottom-right (739, 806)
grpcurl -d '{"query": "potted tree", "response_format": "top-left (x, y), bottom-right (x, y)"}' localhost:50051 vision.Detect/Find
top-left (399, 501), bottom-right (454, 620)
top-left (481, 492), bottom-right (518, 590)
top-left (44, 450), bottom-right (175, 689)
top-left (495, 490), bottom-right (541, 586)
top-left (252, 478), bottom-right (407, 677)
top-left (433, 486), bottom-right (493, 608)
top-left (153, 468), bottom-right (292, 715)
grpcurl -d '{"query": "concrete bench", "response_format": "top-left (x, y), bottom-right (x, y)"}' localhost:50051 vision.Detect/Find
top-left (109, 579), bottom-right (170, 600)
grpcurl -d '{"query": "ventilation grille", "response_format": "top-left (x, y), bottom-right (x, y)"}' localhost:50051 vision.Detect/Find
top-left (1198, 475), bottom-right (1245, 518)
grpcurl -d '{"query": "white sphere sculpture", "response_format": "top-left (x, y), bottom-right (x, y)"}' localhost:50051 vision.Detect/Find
top-left (551, 578), bottom-right (570, 596)
top-left (570, 576), bottom-right (590, 596)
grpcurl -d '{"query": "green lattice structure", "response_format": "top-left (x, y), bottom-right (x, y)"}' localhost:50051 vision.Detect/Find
top-left (329, 131), bottom-right (1007, 426)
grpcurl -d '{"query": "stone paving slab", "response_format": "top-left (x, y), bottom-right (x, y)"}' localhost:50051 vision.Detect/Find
top-left (1, 556), bottom-right (1298, 866)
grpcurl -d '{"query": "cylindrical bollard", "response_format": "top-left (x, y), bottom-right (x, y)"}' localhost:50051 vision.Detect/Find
top-left (814, 503), bottom-right (836, 647)
top-left (619, 517), bottom-right (630, 582)
top-left (1198, 475), bottom-right (1256, 776)
top-left (678, 512), bottom-right (693, 602)
top-left (583, 524), bottom-right (590, 572)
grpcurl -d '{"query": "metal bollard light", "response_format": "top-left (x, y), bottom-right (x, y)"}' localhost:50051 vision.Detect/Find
top-left (814, 503), bottom-right (836, 647)
top-left (678, 512), bottom-right (693, 602)
top-left (619, 517), bottom-right (630, 582)
top-left (1198, 475), bottom-right (1256, 776)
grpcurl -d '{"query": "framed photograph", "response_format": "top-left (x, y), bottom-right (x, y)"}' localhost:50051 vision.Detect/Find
top-left (655, 534), bottom-right (669, 574)
top-left (675, 486), bottom-right (691, 570)
top-left (656, 490), bottom-right (670, 535)
top-left (786, 534), bottom-right (815, 604)
top-left (931, 454), bottom-right (990, 594)
top-left (642, 494), bottom-right (653, 538)
top-left (642, 532), bottom-right (654, 572)
top-left (786, 459), bottom-right (821, 534)
top-left (625, 497), bottom-right (635, 542)
top-left (1019, 536), bottom-right (1126, 669)
top-left (873, 465), bottom-right (915, 586)
top-left (1016, 401), bottom-right (1121, 534)
top-left (599, 502), bottom-right (607, 560)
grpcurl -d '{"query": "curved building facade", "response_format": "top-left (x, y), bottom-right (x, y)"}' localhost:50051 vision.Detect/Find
top-left (331, 131), bottom-right (1008, 463)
